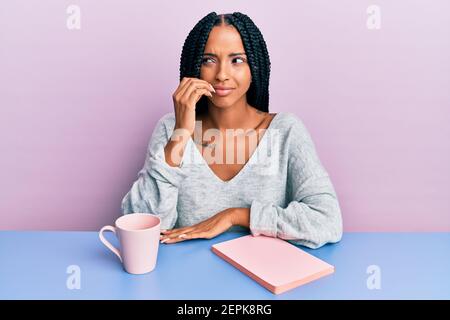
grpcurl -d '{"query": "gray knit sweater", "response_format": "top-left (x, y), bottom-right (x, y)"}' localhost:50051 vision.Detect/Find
top-left (121, 112), bottom-right (343, 249)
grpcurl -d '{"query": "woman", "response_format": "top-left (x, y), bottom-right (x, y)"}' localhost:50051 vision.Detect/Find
top-left (121, 12), bottom-right (343, 249)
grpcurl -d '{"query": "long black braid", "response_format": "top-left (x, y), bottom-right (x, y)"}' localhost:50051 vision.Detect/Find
top-left (179, 12), bottom-right (271, 115)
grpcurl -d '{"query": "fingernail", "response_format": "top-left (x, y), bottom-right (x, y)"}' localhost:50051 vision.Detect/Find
top-left (210, 85), bottom-right (215, 92)
top-left (160, 238), bottom-right (169, 244)
top-left (178, 234), bottom-right (187, 239)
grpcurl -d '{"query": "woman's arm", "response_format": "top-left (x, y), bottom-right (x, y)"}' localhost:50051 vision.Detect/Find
top-left (121, 114), bottom-right (188, 230)
top-left (248, 116), bottom-right (343, 249)
top-left (159, 116), bottom-right (343, 247)
top-left (230, 208), bottom-right (250, 228)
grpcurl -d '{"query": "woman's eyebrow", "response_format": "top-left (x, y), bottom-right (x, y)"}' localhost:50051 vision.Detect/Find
top-left (203, 52), bottom-right (246, 57)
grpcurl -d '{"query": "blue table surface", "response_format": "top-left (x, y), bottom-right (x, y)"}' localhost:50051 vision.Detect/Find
top-left (0, 230), bottom-right (449, 300)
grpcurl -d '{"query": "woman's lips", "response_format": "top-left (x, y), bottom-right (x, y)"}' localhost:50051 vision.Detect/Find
top-left (213, 88), bottom-right (234, 97)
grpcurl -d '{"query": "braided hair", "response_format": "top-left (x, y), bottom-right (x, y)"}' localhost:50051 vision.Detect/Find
top-left (179, 12), bottom-right (271, 115)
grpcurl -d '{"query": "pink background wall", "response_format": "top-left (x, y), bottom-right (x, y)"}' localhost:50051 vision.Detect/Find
top-left (1, 0), bottom-right (449, 231)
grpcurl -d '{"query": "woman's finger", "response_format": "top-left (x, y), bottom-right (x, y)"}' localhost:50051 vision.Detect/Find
top-left (175, 77), bottom-right (195, 98)
top-left (182, 231), bottom-right (208, 240)
top-left (161, 227), bottom-right (195, 240)
top-left (173, 77), bottom-right (191, 97)
top-left (161, 233), bottom-right (191, 244)
top-left (178, 79), bottom-right (214, 100)
top-left (161, 226), bottom-right (189, 234)
top-left (188, 88), bottom-right (212, 106)
top-left (180, 81), bottom-right (213, 103)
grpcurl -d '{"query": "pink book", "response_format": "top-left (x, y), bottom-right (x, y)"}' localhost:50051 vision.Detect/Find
top-left (211, 235), bottom-right (334, 294)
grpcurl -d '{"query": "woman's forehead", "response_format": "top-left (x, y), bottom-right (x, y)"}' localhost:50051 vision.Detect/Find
top-left (204, 25), bottom-right (245, 54)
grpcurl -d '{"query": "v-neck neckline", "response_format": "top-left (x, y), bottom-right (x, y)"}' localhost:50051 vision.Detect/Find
top-left (188, 112), bottom-right (281, 184)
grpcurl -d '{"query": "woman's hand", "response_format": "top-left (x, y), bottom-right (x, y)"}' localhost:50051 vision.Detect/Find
top-left (160, 208), bottom-right (249, 244)
top-left (165, 77), bottom-right (215, 166)
top-left (172, 77), bottom-right (215, 136)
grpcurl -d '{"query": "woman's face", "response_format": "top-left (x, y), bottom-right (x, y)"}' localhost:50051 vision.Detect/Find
top-left (200, 25), bottom-right (252, 109)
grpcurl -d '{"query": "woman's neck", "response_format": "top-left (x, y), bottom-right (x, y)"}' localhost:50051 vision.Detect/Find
top-left (205, 99), bottom-right (259, 131)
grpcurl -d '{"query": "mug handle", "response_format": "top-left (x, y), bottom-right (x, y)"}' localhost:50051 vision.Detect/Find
top-left (99, 226), bottom-right (122, 263)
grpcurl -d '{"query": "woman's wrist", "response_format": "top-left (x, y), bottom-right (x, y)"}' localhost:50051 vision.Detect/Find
top-left (230, 208), bottom-right (250, 227)
top-left (164, 131), bottom-right (190, 167)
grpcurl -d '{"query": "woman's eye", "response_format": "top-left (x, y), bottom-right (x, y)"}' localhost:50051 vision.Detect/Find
top-left (202, 57), bottom-right (215, 64)
top-left (201, 57), bottom-right (246, 65)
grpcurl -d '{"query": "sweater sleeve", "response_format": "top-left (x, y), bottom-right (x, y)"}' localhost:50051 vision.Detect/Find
top-left (249, 115), bottom-right (343, 249)
top-left (120, 114), bottom-right (188, 230)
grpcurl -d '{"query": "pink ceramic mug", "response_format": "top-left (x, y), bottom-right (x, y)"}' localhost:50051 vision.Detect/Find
top-left (99, 213), bottom-right (161, 274)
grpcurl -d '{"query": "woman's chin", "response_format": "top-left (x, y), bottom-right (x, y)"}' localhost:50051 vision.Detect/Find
top-left (209, 97), bottom-right (237, 109)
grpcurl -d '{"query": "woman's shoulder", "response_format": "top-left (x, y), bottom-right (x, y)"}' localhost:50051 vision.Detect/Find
top-left (154, 112), bottom-right (176, 134)
top-left (158, 112), bottom-right (176, 126)
top-left (272, 111), bottom-right (308, 133)
top-left (270, 112), bottom-right (318, 152)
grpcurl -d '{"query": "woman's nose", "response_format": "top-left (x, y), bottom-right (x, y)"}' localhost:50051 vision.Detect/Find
top-left (215, 62), bottom-right (229, 82)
